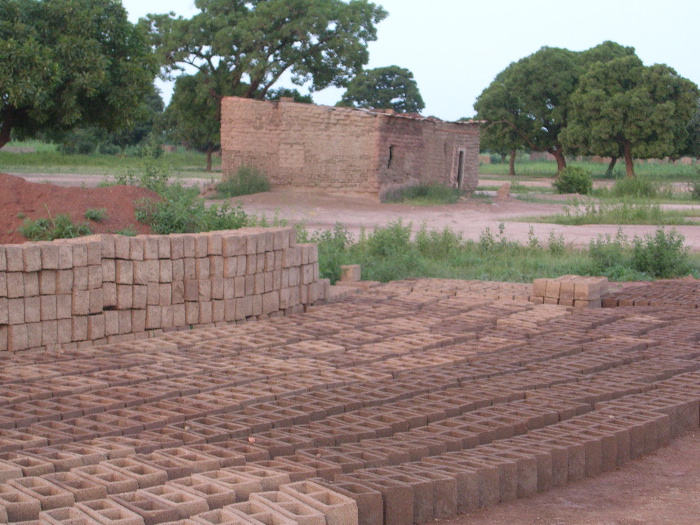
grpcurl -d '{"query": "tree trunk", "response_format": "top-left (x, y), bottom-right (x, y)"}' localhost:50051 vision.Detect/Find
top-left (509, 149), bottom-right (516, 176)
top-left (206, 146), bottom-right (213, 172)
top-left (622, 141), bottom-right (635, 177)
top-left (500, 153), bottom-right (506, 164)
top-left (550, 149), bottom-right (567, 177)
top-left (0, 117), bottom-right (13, 149)
top-left (606, 156), bottom-right (618, 177)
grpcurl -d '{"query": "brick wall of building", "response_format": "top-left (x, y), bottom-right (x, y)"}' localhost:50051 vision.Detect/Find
top-left (221, 97), bottom-right (480, 198)
top-left (0, 228), bottom-right (329, 353)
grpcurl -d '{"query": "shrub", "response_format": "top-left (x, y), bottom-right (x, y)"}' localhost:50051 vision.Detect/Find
top-left (631, 228), bottom-right (691, 278)
top-left (84, 208), bottom-right (108, 222)
top-left (553, 167), bottom-right (593, 195)
top-left (610, 177), bottom-right (660, 198)
top-left (381, 183), bottom-right (461, 205)
top-left (19, 213), bottom-right (92, 241)
top-left (589, 229), bottom-right (630, 273)
top-left (135, 183), bottom-right (248, 234)
top-left (216, 166), bottom-right (271, 198)
top-left (362, 220), bottom-right (413, 257)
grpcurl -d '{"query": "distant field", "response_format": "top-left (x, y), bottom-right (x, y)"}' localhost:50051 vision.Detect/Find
top-left (480, 159), bottom-right (699, 180)
top-left (0, 140), bottom-right (220, 179)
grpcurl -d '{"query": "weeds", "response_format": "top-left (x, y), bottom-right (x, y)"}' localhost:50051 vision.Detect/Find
top-left (19, 208), bottom-right (92, 241)
top-left (553, 166), bottom-right (593, 195)
top-left (216, 166), bottom-right (271, 198)
top-left (84, 208), bottom-right (108, 222)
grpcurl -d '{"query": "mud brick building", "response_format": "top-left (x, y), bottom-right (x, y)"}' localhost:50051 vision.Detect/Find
top-left (221, 97), bottom-right (480, 199)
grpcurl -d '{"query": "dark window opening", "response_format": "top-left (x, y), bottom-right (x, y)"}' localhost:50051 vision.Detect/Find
top-left (457, 150), bottom-right (465, 189)
top-left (387, 145), bottom-right (395, 168)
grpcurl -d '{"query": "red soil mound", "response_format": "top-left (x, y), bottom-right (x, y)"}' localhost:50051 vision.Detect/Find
top-left (0, 173), bottom-right (157, 244)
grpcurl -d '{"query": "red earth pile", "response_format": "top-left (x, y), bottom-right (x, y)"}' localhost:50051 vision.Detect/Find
top-left (0, 173), bottom-right (157, 244)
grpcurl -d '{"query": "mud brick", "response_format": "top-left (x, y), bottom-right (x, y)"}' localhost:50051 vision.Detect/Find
top-left (234, 276), bottom-right (246, 298)
top-left (445, 455), bottom-right (501, 509)
top-left (0, 484), bottom-right (42, 521)
top-left (104, 310), bottom-right (120, 337)
top-left (210, 277), bottom-right (224, 300)
top-left (336, 472), bottom-right (414, 525)
top-left (171, 259), bottom-right (185, 283)
top-left (543, 279), bottom-right (560, 299)
top-left (4, 245), bottom-right (24, 272)
top-left (195, 471), bottom-right (262, 502)
top-left (168, 235), bottom-right (184, 260)
top-left (102, 259), bottom-right (116, 283)
top-left (183, 280), bottom-right (199, 302)
top-left (73, 464), bottom-right (140, 495)
top-left (183, 258), bottom-right (196, 280)
top-left (198, 280), bottom-right (212, 302)
top-left (104, 457), bottom-right (169, 489)
top-left (198, 302), bottom-right (213, 324)
top-left (250, 295), bottom-right (262, 317)
top-left (227, 500), bottom-right (299, 525)
top-left (21, 295), bottom-right (40, 324)
top-left (88, 264), bottom-right (102, 289)
top-left (531, 278), bottom-right (549, 297)
top-left (160, 305), bottom-right (174, 328)
top-left (115, 285), bottom-right (133, 310)
top-left (37, 270), bottom-right (57, 296)
top-left (56, 319), bottom-right (72, 344)
top-left (169, 279), bottom-right (185, 305)
top-left (117, 310), bottom-right (132, 334)
top-left (23, 271), bottom-right (40, 297)
top-left (135, 260), bottom-right (159, 285)
top-left (172, 304), bottom-right (186, 327)
top-left (186, 303), bottom-right (199, 325)
top-left (116, 260), bottom-right (134, 284)
top-left (8, 325), bottom-right (29, 351)
top-left (158, 260), bottom-right (174, 284)
top-left (235, 297), bottom-right (253, 320)
top-left (143, 485), bottom-right (210, 519)
top-left (78, 498), bottom-right (149, 525)
top-left (146, 306), bottom-right (162, 330)
top-left (210, 300), bottom-right (225, 324)
top-left (0, 298), bottom-right (8, 325)
top-left (6, 272), bottom-right (24, 298)
top-left (245, 254), bottom-right (257, 275)
top-left (209, 256), bottom-right (224, 279)
top-left (10, 476), bottom-right (76, 510)
top-left (483, 445), bottom-right (538, 499)
top-left (280, 480), bottom-right (358, 525)
top-left (168, 478), bottom-right (237, 510)
top-left (262, 292), bottom-right (280, 315)
top-left (0, 273), bottom-right (6, 299)
top-left (249, 490), bottom-right (326, 525)
top-left (41, 320), bottom-right (59, 346)
top-left (159, 284), bottom-right (172, 305)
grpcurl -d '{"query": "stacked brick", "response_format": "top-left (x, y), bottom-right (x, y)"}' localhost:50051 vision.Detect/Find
top-left (2, 279), bottom-right (700, 523)
top-left (531, 275), bottom-right (609, 307)
top-left (0, 227), bottom-right (328, 353)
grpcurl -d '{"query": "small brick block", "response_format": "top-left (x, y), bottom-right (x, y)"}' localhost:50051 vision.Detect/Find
top-left (280, 481), bottom-right (358, 525)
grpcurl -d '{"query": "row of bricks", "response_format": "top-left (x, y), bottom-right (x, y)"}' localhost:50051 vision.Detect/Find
top-left (0, 228), bottom-right (296, 274)
top-left (532, 275), bottom-right (609, 301)
top-left (1, 282), bottom-right (325, 352)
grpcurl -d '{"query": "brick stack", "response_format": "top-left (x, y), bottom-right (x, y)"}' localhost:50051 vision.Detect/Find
top-left (531, 276), bottom-right (609, 308)
top-left (0, 227), bottom-right (329, 353)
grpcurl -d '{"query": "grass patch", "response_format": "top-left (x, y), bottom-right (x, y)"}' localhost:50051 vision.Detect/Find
top-left (84, 208), bottom-right (108, 222)
top-left (19, 211), bottom-right (92, 241)
top-left (299, 221), bottom-right (700, 284)
top-left (524, 198), bottom-right (700, 226)
top-left (216, 166), bottom-right (270, 198)
top-left (382, 183), bottom-right (462, 205)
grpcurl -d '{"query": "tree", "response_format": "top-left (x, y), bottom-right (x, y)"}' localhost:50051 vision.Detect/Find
top-left (144, 0), bottom-right (387, 104)
top-left (163, 74), bottom-right (236, 172)
top-left (337, 66), bottom-right (425, 113)
top-left (562, 56), bottom-right (699, 177)
top-left (0, 0), bottom-right (157, 149)
top-left (266, 88), bottom-right (314, 104)
top-left (683, 100), bottom-right (700, 160)
top-left (474, 42), bottom-right (635, 175)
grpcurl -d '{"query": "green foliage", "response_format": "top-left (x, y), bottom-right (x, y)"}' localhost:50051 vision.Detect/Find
top-left (552, 167), bottom-right (593, 194)
top-left (607, 177), bottom-right (665, 199)
top-left (0, 0), bottom-right (158, 148)
top-left (561, 55), bottom-right (699, 176)
top-left (632, 228), bottom-right (691, 278)
top-left (216, 166), bottom-right (271, 198)
top-left (474, 42), bottom-right (636, 173)
top-left (135, 184), bottom-right (248, 234)
top-left (266, 88), bottom-right (314, 104)
top-left (542, 198), bottom-right (696, 226)
top-left (19, 212), bottom-right (91, 241)
top-left (112, 227), bottom-right (137, 237)
top-left (337, 66), bottom-right (425, 113)
top-left (111, 157), bottom-right (172, 194)
top-left (145, 0), bottom-right (387, 100)
top-left (84, 208), bottom-right (108, 222)
top-left (381, 183), bottom-right (461, 205)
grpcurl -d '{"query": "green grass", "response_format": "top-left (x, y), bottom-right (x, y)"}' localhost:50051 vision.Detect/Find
top-left (84, 208), bottom-right (108, 222)
top-left (19, 212), bottom-right (92, 241)
top-left (480, 159), bottom-right (699, 181)
top-left (381, 183), bottom-right (462, 205)
top-left (216, 166), bottom-right (270, 198)
top-left (522, 198), bottom-right (700, 226)
top-left (0, 140), bottom-right (221, 179)
top-left (299, 220), bottom-right (699, 284)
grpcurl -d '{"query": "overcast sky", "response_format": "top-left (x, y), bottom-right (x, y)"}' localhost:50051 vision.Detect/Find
top-left (122, 0), bottom-right (700, 122)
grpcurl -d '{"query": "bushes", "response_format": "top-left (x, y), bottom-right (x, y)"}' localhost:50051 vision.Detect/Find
top-left (632, 228), bottom-right (691, 278)
top-left (553, 167), bottom-right (592, 195)
top-left (19, 213), bottom-right (92, 241)
top-left (216, 166), bottom-right (271, 198)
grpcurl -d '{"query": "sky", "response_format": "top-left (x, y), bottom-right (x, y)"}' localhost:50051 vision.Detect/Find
top-left (121, 0), bottom-right (700, 122)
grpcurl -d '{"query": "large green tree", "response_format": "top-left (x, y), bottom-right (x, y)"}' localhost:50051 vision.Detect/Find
top-left (474, 42), bottom-right (635, 175)
top-left (561, 56), bottom-right (699, 177)
top-left (144, 0), bottom-right (387, 107)
top-left (337, 65), bottom-right (425, 113)
top-left (0, 0), bottom-right (157, 149)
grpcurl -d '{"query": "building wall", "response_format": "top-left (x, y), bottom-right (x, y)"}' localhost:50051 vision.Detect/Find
top-left (0, 228), bottom-right (329, 353)
top-left (221, 97), bottom-right (480, 198)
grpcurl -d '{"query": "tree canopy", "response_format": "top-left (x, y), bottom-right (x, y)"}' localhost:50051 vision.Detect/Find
top-left (337, 65), bottom-right (425, 113)
top-left (0, 0), bottom-right (158, 149)
top-left (561, 56), bottom-right (699, 176)
top-left (144, 0), bottom-right (387, 103)
top-left (474, 41), bottom-right (635, 174)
